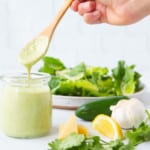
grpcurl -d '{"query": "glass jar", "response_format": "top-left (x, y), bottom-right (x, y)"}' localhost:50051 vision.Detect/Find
top-left (0, 73), bottom-right (52, 138)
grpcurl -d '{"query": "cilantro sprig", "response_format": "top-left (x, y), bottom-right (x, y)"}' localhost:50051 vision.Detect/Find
top-left (48, 110), bottom-right (150, 150)
top-left (48, 133), bottom-right (132, 150)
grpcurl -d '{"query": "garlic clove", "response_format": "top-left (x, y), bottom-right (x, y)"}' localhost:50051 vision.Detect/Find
top-left (111, 107), bottom-right (133, 129)
top-left (110, 99), bottom-right (129, 111)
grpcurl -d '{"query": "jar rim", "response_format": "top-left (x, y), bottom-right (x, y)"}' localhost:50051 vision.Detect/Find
top-left (0, 72), bottom-right (50, 83)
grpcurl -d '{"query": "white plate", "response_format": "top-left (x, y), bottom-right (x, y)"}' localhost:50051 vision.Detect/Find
top-left (52, 85), bottom-right (146, 110)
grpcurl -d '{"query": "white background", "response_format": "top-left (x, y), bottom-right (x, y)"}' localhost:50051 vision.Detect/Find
top-left (0, 1), bottom-right (150, 149)
top-left (0, 0), bottom-right (150, 78)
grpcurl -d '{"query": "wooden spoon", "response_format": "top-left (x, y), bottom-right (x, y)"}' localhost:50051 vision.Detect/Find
top-left (40, 0), bottom-right (74, 39)
top-left (19, 0), bottom-right (73, 68)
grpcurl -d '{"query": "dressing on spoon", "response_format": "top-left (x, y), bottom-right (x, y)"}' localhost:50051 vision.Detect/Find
top-left (18, 0), bottom-right (73, 78)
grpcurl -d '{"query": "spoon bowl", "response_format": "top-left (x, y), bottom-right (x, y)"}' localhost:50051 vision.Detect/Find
top-left (18, 0), bottom-right (73, 68)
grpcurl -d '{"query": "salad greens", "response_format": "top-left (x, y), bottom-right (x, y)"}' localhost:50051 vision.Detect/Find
top-left (39, 56), bottom-right (142, 96)
top-left (48, 111), bottom-right (150, 150)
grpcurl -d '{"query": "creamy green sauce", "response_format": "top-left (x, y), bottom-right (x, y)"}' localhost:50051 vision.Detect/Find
top-left (1, 84), bottom-right (51, 138)
top-left (18, 35), bottom-right (49, 78)
top-left (0, 36), bottom-right (51, 138)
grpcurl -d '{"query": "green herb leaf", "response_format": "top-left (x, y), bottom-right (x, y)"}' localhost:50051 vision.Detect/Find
top-left (48, 133), bottom-right (85, 150)
top-left (39, 56), bottom-right (66, 75)
top-left (126, 122), bottom-right (150, 146)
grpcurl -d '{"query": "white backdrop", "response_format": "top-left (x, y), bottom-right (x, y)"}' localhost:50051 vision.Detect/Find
top-left (0, 0), bottom-right (150, 79)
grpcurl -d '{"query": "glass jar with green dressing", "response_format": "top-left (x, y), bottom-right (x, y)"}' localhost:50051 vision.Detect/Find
top-left (0, 72), bottom-right (52, 138)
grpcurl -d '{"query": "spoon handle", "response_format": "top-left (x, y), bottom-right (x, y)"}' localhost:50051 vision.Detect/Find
top-left (40, 0), bottom-right (73, 37)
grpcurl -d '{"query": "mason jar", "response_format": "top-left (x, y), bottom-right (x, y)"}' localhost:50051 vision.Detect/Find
top-left (0, 72), bottom-right (52, 138)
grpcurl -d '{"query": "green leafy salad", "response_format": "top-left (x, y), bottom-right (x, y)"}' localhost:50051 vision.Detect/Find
top-left (39, 56), bottom-right (142, 97)
top-left (48, 110), bottom-right (150, 150)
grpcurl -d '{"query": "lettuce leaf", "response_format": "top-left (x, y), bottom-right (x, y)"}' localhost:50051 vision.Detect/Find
top-left (50, 80), bottom-right (100, 96)
top-left (112, 61), bottom-right (141, 95)
top-left (39, 56), bottom-right (66, 75)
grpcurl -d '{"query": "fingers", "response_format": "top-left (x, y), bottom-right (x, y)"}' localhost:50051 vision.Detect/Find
top-left (78, 1), bottom-right (96, 15)
top-left (71, 0), bottom-right (80, 11)
top-left (71, 0), bottom-right (107, 24)
top-left (83, 10), bottom-right (102, 24)
top-left (71, 0), bottom-right (96, 13)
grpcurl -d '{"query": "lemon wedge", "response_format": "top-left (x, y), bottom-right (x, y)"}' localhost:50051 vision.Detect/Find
top-left (58, 114), bottom-right (89, 139)
top-left (58, 114), bottom-right (78, 139)
top-left (92, 114), bottom-right (123, 140)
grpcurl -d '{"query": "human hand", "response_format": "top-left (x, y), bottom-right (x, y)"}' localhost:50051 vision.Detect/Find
top-left (71, 0), bottom-right (150, 25)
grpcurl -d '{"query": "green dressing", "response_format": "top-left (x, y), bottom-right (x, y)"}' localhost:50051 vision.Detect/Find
top-left (1, 78), bottom-right (52, 138)
top-left (0, 36), bottom-right (52, 138)
top-left (18, 35), bottom-right (49, 78)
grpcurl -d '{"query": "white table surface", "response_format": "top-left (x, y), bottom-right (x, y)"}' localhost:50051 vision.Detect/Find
top-left (1, 75), bottom-right (150, 150)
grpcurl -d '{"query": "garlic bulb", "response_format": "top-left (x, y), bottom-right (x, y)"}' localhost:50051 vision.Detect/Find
top-left (110, 98), bottom-right (145, 129)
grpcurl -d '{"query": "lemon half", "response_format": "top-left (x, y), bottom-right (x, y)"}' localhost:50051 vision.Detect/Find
top-left (92, 114), bottom-right (123, 140)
